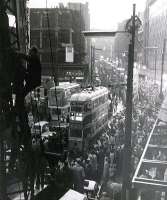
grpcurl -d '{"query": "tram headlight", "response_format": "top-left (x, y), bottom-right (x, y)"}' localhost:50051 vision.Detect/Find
top-left (76, 116), bottom-right (83, 121)
top-left (78, 113), bottom-right (82, 117)
top-left (70, 116), bottom-right (75, 120)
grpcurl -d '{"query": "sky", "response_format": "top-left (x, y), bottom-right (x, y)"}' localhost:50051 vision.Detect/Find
top-left (29, 0), bottom-right (146, 30)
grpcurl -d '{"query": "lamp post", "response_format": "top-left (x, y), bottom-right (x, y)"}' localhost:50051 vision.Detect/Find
top-left (154, 48), bottom-right (157, 82)
top-left (90, 46), bottom-right (103, 88)
top-left (83, 32), bottom-right (126, 87)
top-left (83, 5), bottom-right (140, 200)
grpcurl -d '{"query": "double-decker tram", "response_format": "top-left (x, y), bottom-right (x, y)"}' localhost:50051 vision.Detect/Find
top-left (48, 82), bottom-right (80, 122)
top-left (69, 86), bottom-right (110, 151)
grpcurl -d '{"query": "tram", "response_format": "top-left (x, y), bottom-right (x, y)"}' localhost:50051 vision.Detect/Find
top-left (48, 82), bottom-right (80, 122)
top-left (69, 86), bottom-right (110, 151)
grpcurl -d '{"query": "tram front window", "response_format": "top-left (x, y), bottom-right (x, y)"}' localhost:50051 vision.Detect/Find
top-left (70, 129), bottom-right (82, 138)
top-left (70, 112), bottom-right (83, 121)
top-left (71, 106), bottom-right (82, 112)
top-left (52, 108), bottom-right (61, 115)
top-left (50, 90), bottom-right (65, 106)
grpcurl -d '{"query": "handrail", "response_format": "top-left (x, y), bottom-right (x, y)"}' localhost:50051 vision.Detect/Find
top-left (132, 118), bottom-right (158, 183)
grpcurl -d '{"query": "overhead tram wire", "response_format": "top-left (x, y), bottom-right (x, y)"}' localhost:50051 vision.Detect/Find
top-left (45, 0), bottom-right (62, 145)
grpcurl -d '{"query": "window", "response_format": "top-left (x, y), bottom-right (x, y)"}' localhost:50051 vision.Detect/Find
top-left (42, 30), bottom-right (57, 49)
top-left (70, 129), bottom-right (82, 138)
top-left (71, 106), bottom-right (82, 112)
top-left (49, 90), bottom-right (65, 106)
top-left (93, 99), bottom-right (99, 108)
top-left (30, 12), bottom-right (41, 28)
top-left (30, 30), bottom-right (40, 48)
top-left (83, 114), bottom-right (92, 125)
top-left (84, 102), bottom-right (92, 112)
top-left (83, 127), bottom-right (91, 137)
top-left (58, 29), bottom-right (70, 43)
top-left (42, 124), bottom-right (49, 133)
top-left (52, 108), bottom-right (61, 115)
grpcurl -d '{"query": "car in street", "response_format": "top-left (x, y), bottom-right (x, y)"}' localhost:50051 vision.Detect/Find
top-left (31, 121), bottom-right (49, 137)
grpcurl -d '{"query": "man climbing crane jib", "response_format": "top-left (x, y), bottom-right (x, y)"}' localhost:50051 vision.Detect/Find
top-left (17, 46), bottom-right (42, 98)
top-left (24, 46), bottom-right (42, 97)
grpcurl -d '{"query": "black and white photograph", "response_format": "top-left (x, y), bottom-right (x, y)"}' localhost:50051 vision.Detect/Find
top-left (0, 0), bottom-right (167, 199)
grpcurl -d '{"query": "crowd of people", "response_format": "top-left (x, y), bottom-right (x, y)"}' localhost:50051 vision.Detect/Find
top-left (24, 75), bottom-right (163, 199)
top-left (67, 130), bottom-right (117, 192)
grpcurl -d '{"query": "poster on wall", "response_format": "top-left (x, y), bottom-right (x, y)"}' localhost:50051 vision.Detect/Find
top-left (66, 45), bottom-right (74, 63)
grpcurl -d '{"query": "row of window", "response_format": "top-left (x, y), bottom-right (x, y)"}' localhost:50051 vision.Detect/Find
top-left (92, 94), bottom-right (108, 109)
top-left (82, 106), bottom-right (108, 125)
top-left (70, 93), bottom-right (108, 113)
top-left (70, 102), bottom-right (108, 124)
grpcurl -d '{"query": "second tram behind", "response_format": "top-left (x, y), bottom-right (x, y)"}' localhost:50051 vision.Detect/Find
top-left (48, 82), bottom-right (80, 122)
top-left (69, 86), bottom-right (110, 151)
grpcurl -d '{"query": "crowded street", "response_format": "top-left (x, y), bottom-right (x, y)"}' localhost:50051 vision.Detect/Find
top-left (1, 0), bottom-right (167, 200)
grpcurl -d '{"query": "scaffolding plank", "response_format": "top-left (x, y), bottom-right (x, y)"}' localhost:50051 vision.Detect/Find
top-left (133, 180), bottom-right (167, 191)
top-left (142, 159), bottom-right (167, 167)
top-left (148, 144), bottom-right (167, 149)
top-left (132, 119), bottom-right (158, 182)
top-left (135, 177), bottom-right (167, 185)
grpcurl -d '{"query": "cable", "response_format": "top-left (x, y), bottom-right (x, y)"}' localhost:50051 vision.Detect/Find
top-left (45, 0), bottom-right (62, 146)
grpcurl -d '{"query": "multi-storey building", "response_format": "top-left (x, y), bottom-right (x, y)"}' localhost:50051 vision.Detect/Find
top-left (7, 0), bottom-right (29, 52)
top-left (30, 3), bottom-right (90, 77)
top-left (144, 0), bottom-right (167, 79)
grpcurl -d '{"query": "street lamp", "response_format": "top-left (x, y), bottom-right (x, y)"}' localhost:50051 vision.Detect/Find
top-left (83, 6), bottom-right (140, 200)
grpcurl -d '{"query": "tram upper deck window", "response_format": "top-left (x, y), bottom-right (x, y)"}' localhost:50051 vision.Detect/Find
top-left (70, 129), bottom-right (82, 138)
top-left (71, 106), bottom-right (82, 112)
top-left (93, 99), bottom-right (99, 108)
top-left (83, 114), bottom-right (92, 125)
top-left (65, 89), bottom-right (71, 101)
top-left (84, 102), bottom-right (92, 112)
top-left (99, 96), bottom-right (105, 104)
top-left (71, 102), bottom-right (83, 112)
top-left (49, 89), bottom-right (66, 106)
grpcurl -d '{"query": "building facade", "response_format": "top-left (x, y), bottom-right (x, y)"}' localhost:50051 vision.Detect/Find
top-left (7, 0), bottom-right (29, 52)
top-left (30, 3), bottom-right (90, 77)
top-left (144, 0), bottom-right (167, 79)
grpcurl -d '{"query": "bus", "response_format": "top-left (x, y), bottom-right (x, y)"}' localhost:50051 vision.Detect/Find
top-left (69, 86), bottom-right (110, 151)
top-left (48, 82), bottom-right (80, 122)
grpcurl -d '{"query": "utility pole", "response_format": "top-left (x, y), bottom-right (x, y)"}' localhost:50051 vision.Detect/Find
top-left (154, 48), bottom-right (157, 83)
top-left (90, 45), bottom-right (95, 88)
top-left (122, 4), bottom-right (136, 200)
top-left (160, 38), bottom-right (166, 98)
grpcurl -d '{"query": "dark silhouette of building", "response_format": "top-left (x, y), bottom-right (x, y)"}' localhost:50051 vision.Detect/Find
top-left (30, 3), bottom-right (90, 77)
top-left (143, 0), bottom-right (167, 78)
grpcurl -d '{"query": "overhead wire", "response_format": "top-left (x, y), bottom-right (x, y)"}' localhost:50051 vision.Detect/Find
top-left (45, 0), bottom-right (62, 148)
